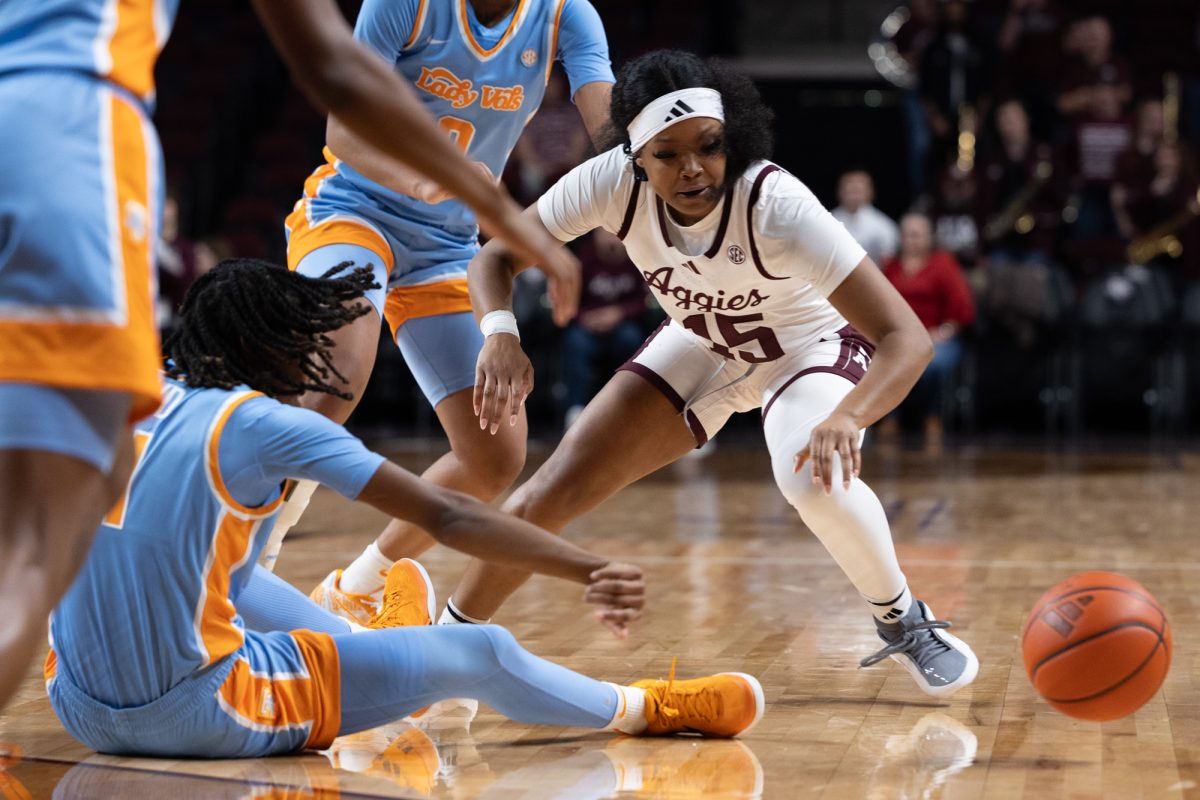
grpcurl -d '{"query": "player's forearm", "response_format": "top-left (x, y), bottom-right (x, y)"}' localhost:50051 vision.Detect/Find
top-left (432, 494), bottom-right (607, 583)
top-left (835, 328), bottom-right (933, 428)
top-left (467, 242), bottom-right (519, 321)
top-left (326, 118), bottom-right (430, 198)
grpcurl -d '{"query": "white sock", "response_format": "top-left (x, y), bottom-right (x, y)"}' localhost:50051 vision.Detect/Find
top-left (604, 684), bottom-right (647, 735)
top-left (868, 585), bottom-right (913, 624)
top-left (340, 542), bottom-right (392, 596)
top-left (438, 597), bottom-right (490, 625)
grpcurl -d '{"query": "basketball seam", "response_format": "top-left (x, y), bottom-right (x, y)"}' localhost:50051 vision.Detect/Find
top-left (1042, 634), bottom-right (1167, 705)
top-left (1021, 586), bottom-right (1165, 645)
top-left (1029, 620), bottom-right (1161, 676)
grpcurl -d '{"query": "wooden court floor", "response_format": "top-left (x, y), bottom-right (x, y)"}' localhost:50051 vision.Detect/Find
top-left (1, 440), bottom-right (1198, 799)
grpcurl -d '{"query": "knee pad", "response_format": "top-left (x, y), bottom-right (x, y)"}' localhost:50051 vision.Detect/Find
top-left (772, 449), bottom-right (854, 519)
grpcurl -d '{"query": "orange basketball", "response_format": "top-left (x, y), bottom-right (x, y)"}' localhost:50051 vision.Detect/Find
top-left (1022, 571), bottom-right (1171, 721)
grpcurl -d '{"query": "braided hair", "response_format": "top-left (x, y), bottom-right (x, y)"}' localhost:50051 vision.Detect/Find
top-left (163, 258), bottom-right (379, 400)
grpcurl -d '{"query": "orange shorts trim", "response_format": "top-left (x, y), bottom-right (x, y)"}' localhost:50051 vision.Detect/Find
top-left (215, 630), bottom-right (341, 751)
top-left (383, 280), bottom-right (474, 333)
top-left (0, 90), bottom-right (161, 422)
top-left (44, 647), bottom-right (57, 683)
top-left (291, 630), bottom-right (341, 749)
top-left (285, 202), bottom-right (395, 275)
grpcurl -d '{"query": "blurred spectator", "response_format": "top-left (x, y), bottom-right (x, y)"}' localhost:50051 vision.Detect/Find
top-left (156, 189), bottom-right (217, 333)
top-left (561, 230), bottom-right (651, 428)
top-left (892, 0), bottom-right (938, 196)
top-left (1118, 141), bottom-right (1200, 282)
top-left (1110, 98), bottom-right (1168, 239)
top-left (1056, 15), bottom-right (1132, 122)
top-left (882, 213), bottom-right (976, 445)
top-left (976, 99), bottom-right (1058, 261)
top-left (508, 70), bottom-right (590, 205)
top-left (1060, 82), bottom-right (1132, 240)
top-left (918, 0), bottom-right (988, 192)
top-left (932, 162), bottom-right (980, 265)
top-left (831, 170), bottom-right (900, 265)
top-left (993, 0), bottom-right (1064, 141)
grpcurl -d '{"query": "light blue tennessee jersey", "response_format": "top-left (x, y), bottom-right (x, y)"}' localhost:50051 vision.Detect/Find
top-left (0, 0), bottom-right (180, 107)
top-left (47, 378), bottom-right (385, 709)
top-left (300, 0), bottom-right (612, 283)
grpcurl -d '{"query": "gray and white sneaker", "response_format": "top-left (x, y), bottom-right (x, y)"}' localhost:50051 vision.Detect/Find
top-left (861, 600), bottom-right (979, 698)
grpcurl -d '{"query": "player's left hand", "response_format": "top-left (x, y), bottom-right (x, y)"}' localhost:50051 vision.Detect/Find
top-left (584, 562), bottom-right (645, 639)
top-left (794, 410), bottom-right (861, 494)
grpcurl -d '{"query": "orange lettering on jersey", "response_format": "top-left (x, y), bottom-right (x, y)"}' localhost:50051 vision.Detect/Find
top-left (416, 66), bottom-right (479, 109)
top-left (481, 85), bottom-right (525, 112)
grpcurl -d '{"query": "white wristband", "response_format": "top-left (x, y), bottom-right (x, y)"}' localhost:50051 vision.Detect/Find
top-left (479, 309), bottom-right (520, 340)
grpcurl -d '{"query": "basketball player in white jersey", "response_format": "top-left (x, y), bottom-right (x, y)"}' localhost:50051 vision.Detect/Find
top-left (451, 50), bottom-right (979, 697)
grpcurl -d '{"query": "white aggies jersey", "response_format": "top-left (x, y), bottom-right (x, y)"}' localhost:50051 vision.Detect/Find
top-left (538, 145), bottom-right (869, 363)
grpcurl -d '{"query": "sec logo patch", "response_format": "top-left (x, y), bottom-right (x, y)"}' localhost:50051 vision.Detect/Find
top-left (521, 48), bottom-right (538, 67)
top-left (727, 244), bottom-right (746, 264)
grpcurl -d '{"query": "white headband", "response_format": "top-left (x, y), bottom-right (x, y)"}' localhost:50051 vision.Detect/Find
top-left (627, 88), bottom-right (725, 153)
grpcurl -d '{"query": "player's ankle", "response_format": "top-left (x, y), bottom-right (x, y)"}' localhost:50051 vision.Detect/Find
top-left (604, 684), bottom-right (648, 735)
top-left (438, 597), bottom-right (491, 625)
top-left (340, 542), bottom-right (392, 595)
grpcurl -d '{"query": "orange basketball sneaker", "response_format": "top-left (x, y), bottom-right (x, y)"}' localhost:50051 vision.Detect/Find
top-left (633, 661), bottom-right (765, 737)
top-left (365, 559), bottom-right (479, 729)
top-left (367, 559), bottom-right (437, 629)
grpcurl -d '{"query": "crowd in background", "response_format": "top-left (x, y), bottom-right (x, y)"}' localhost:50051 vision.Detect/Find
top-left (152, 0), bottom-right (1200, 441)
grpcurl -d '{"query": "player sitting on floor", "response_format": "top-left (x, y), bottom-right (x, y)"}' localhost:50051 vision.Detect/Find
top-left (43, 260), bottom-right (763, 758)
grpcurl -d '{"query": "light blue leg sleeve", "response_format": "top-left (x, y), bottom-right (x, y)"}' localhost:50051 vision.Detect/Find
top-left (335, 624), bottom-right (619, 734)
top-left (238, 565), bottom-right (352, 636)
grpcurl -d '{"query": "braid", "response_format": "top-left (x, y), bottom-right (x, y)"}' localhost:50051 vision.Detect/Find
top-left (164, 258), bottom-right (379, 399)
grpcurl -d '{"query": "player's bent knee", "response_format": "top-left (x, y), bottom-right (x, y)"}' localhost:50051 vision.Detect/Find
top-left (462, 445), bottom-right (525, 497)
top-left (772, 453), bottom-right (851, 514)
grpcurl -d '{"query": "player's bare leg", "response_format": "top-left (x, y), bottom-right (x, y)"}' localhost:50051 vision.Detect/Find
top-left (448, 371), bottom-right (697, 622)
top-left (309, 387), bottom-right (527, 624)
top-left (375, 387), bottom-right (528, 559)
top-left (0, 433), bottom-right (134, 709)
top-left (297, 309), bottom-right (381, 425)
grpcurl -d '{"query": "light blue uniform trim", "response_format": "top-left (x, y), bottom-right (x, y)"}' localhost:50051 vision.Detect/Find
top-left (0, 383), bottom-right (128, 471)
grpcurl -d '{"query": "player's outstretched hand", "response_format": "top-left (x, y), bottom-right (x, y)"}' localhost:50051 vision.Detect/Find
top-left (794, 409), bottom-right (861, 495)
top-left (585, 562), bottom-right (645, 639)
top-left (474, 334), bottom-right (533, 435)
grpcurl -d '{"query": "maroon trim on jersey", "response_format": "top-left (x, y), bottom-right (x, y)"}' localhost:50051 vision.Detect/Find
top-left (619, 362), bottom-right (711, 447)
top-left (651, 190), bottom-right (735, 258)
top-left (685, 410), bottom-right (709, 447)
top-left (618, 362), bottom-right (684, 412)
top-left (760, 328), bottom-right (874, 423)
top-left (654, 196), bottom-right (672, 246)
top-left (828, 324), bottom-right (877, 358)
top-left (703, 189), bottom-right (735, 259)
top-left (746, 165), bottom-right (789, 281)
top-left (616, 181), bottom-right (642, 241)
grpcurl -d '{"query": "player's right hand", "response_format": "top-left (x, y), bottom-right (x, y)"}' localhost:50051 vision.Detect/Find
top-left (584, 562), bottom-right (645, 639)
top-left (474, 334), bottom-right (533, 435)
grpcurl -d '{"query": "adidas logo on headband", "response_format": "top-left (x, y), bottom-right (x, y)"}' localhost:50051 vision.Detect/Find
top-left (663, 99), bottom-right (695, 122)
top-left (628, 88), bottom-right (725, 152)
